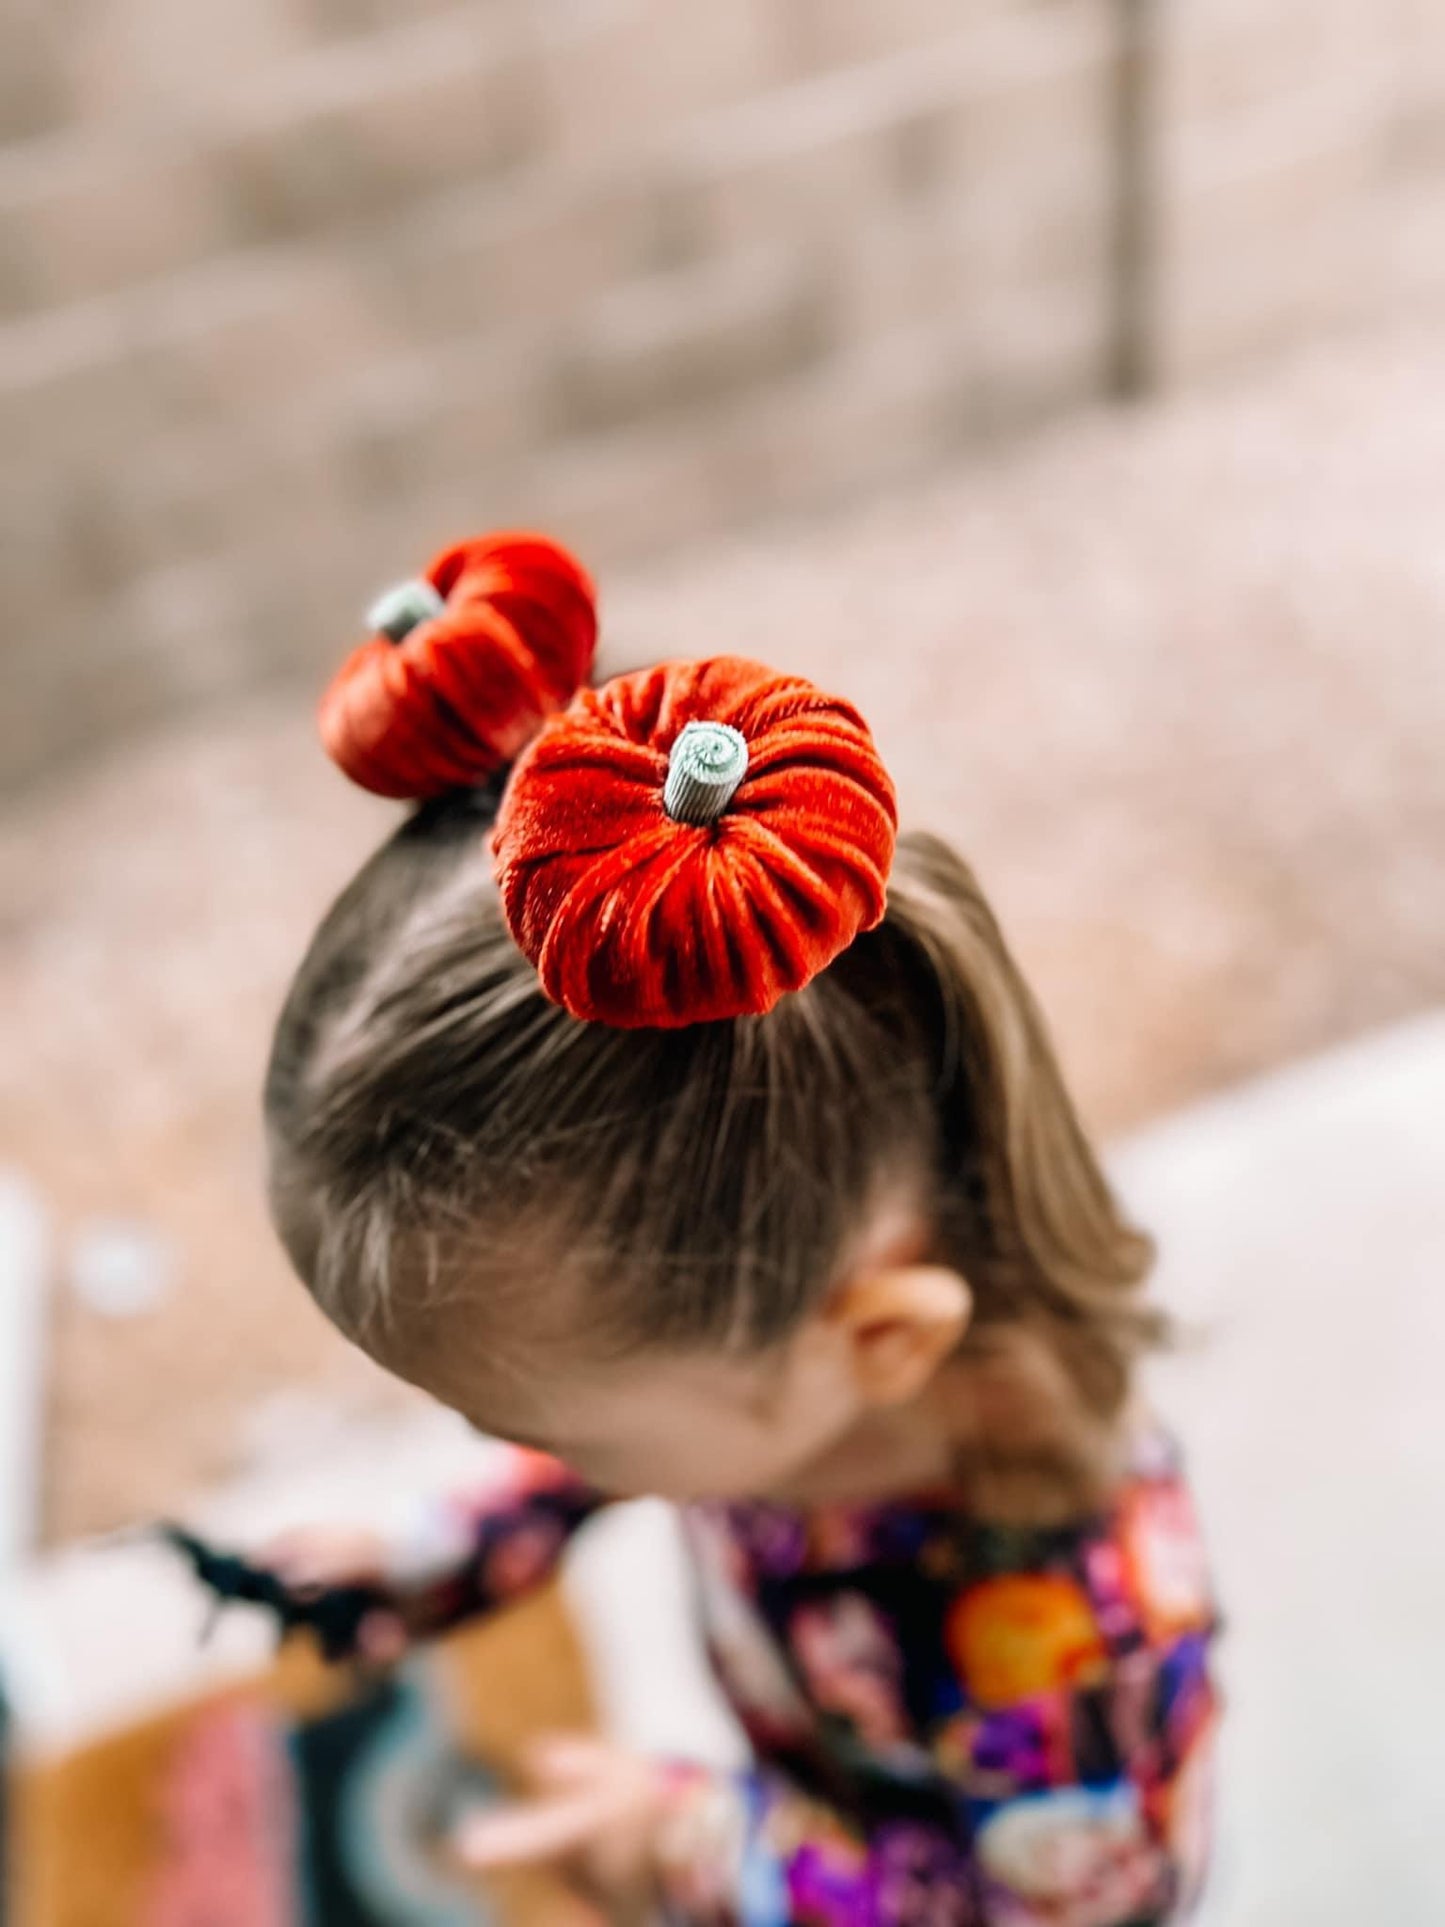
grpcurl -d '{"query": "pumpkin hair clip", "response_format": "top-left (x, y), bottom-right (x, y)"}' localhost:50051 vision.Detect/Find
top-left (319, 531), bottom-right (598, 800)
top-left (493, 656), bottom-right (898, 1028)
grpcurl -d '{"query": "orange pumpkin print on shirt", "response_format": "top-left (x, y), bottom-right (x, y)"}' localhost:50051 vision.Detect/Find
top-left (947, 1573), bottom-right (1110, 1710)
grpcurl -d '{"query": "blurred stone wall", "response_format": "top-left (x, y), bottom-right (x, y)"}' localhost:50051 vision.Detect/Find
top-left (1145, 0), bottom-right (1445, 381)
top-left (3, 0), bottom-right (1444, 792)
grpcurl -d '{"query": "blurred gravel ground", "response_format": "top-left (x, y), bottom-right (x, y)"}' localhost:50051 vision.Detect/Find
top-left (4, 319), bottom-right (1444, 1540)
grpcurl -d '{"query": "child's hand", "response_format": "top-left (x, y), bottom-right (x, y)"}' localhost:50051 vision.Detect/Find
top-left (258, 1525), bottom-right (408, 1663)
top-left (455, 1732), bottom-right (667, 1923)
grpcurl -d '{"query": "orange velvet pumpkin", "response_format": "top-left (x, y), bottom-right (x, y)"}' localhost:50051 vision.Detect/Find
top-left (319, 531), bottom-right (597, 799)
top-left (492, 657), bottom-right (898, 1028)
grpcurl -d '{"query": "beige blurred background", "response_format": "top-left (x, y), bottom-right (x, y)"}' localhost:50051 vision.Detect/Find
top-left (1, 0), bottom-right (1443, 1572)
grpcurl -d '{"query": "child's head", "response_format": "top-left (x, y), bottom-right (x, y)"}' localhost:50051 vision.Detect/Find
top-left (265, 534), bottom-right (1155, 1506)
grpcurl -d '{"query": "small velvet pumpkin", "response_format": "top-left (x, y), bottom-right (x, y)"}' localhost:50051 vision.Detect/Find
top-left (319, 531), bottom-right (597, 799)
top-left (492, 656), bottom-right (898, 1028)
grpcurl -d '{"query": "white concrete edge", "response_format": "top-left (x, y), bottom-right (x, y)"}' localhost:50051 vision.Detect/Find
top-left (0, 1169), bottom-right (49, 1569)
top-left (561, 1500), bottom-right (749, 1771)
top-left (1107, 1007), bottom-right (1445, 1183)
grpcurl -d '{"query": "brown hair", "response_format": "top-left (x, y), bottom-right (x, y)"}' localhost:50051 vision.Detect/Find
top-left (266, 785), bottom-right (1158, 1519)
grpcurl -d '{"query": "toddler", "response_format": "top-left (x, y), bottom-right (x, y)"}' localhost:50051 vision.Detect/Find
top-left (259, 531), bottom-right (1218, 1924)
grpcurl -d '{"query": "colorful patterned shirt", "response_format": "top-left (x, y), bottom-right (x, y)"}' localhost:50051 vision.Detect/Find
top-left (403, 1430), bottom-right (1218, 1926)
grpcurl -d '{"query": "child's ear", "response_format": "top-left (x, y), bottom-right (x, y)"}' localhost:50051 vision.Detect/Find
top-left (825, 1265), bottom-right (972, 1408)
